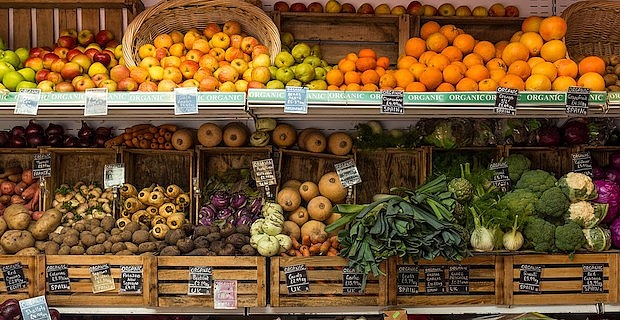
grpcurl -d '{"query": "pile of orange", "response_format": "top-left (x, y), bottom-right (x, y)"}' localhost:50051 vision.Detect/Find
top-left (326, 49), bottom-right (390, 91)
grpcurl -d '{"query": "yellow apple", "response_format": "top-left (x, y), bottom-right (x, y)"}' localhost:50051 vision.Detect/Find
top-left (252, 53), bottom-right (271, 68)
top-left (148, 65), bottom-right (165, 81)
top-left (219, 80), bottom-right (237, 92)
top-left (374, 3), bottom-right (391, 14)
top-left (138, 44), bottom-right (156, 59)
top-left (158, 79), bottom-right (178, 91)
top-left (234, 79), bottom-right (249, 92)
top-left (87, 62), bottom-right (108, 78)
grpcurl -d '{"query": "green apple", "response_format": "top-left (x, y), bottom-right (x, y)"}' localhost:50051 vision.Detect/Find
top-left (314, 67), bottom-right (326, 81)
top-left (17, 67), bottom-right (36, 82)
top-left (268, 65), bottom-right (278, 80)
top-left (286, 79), bottom-right (302, 87)
top-left (0, 61), bottom-right (15, 82)
top-left (274, 51), bottom-right (295, 68)
top-left (2, 70), bottom-right (25, 91)
top-left (303, 56), bottom-right (322, 68)
top-left (321, 59), bottom-right (329, 68)
top-left (266, 79), bottom-right (285, 89)
top-left (15, 81), bottom-right (37, 91)
top-left (0, 50), bottom-right (21, 68)
top-left (310, 44), bottom-right (322, 58)
top-left (280, 32), bottom-right (295, 48)
top-left (291, 43), bottom-right (311, 63)
top-left (14, 48), bottom-right (29, 65)
top-left (306, 79), bottom-right (327, 90)
top-left (294, 63), bottom-right (316, 83)
top-left (276, 67), bottom-right (295, 84)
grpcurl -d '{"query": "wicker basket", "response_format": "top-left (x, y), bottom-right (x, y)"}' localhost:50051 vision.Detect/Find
top-left (561, 1), bottom-right (620, 59)
top-left (122, 0), bottom-right (280, 67)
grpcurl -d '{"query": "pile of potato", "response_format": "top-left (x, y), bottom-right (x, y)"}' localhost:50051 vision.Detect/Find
top-left (0, 204), bottom-right (62, 255)
top-left (158, 222), bottom-right (255, 256)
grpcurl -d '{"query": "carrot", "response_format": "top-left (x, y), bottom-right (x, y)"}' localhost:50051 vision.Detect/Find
top-left (131, 127), bottom-right (152, 138)
top-left (327, 247), bottom-right (339, 256)
top-left (124, 139), bottom-right (134, 148)
top-left (299, 245), bottom-right (310, 257)
top-left (164, 131), bottom-right (173, 141)
top-left (294, 250), bottom-right (303, 257)
top-left (157, 136), bottom-right (165, 144)
top-left (139, 139), bottom-right (150, 149)
top-left (105, 135), bottom-right (126, 147)
top-left (319, 240), bottom-right (332, 255)
top-left (150, 142), bottom-right (158, 149)
top-left (309, 243), bottom-right (321, 255)
top-left (330, 236), bottom-right (339, 249)
top-left (302, 235), bottom-right (311, 247)
top-left (164, 142), bottom-right (173, 150)
top-left (287, 248), bottom-right (298, 256)
top-left (127, 124), bottom-right (152, 133)
top-left (148, 126), bottom-right (158, 134)
top-left (131, 137), bottom-right (139, 147)
top-left (291, 237), bottom-right (301, 250)
top-left (159, 124), bottom-right (178, 132)
top-left (143, 133), bottom-right (154, 140)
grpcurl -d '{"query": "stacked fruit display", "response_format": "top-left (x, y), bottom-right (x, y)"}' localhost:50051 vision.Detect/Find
top-left (270, 41), bottom-right (330, 89)
top-left (0, 44), bottom-right (33, 92)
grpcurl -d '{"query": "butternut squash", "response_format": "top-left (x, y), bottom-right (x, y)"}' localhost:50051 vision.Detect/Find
top-left (299, 181), bottom-right (319, 202)
top-left (327, 132), bottom-right (353, 156)
top-left (222, 122), bottom-right (249, 147)
top-left (304, 131), bottom-right (327, 153)
top-left (297, 128), bottom-right (320, 150)
top-left (318, 172), bottom-right (348, 203)
top-left (271, 123), bottom-right (297, 148)
top-left (287, 206), bottom-right (309, 226)
top-left (276, 188), bottom-right (302, 211)
top-left (197, 122), bottom-right (222, 147)
top-left (300, 220), bottom-right (328, 244)
top-left (307, 196), bottom-right (333, 221)
top-left (171, 129), bottom-right (194, 151)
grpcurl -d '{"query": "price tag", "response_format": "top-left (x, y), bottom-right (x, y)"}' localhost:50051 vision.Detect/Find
top-left (252, 159), bottom-right (277, 187)
top-left (32, 153), bottom-right (52, 179)
top-left (46, 264), bottom-right (70, 292)
top-left (396, 265), bottom-right (419, 295)
top-left (566, 86), bottom-right (590, 115)
top-left (119, 265), bottom-right (142, 294)
top-left (89, 264), bottom-right (115, 293)
top-left (447, 265), bottom-right (469, 294)
top-left (494, 86), bottom-right (518, 115)
top-left (489, 161), bottom-right (510, 191)
top-left (213, 279), bottom-right (237, 309)
top-left (284, 86), bottom-right (308, 114)
top-left (174, 87), bottom-right (198, 115)
top-left (19, 296), bottom-right (51, 320)
top-left (103, 163), bottom-right (125, 189)
top-left (518, 264), bottom-right (542, 293)
top-left (334, 159), bottom-right (362, 188)
top-left (381, 90), bottom-right (404, 114)
top-left (342, 267), bottom-right (365, 294)
top-left (424, 266), bottom-right (445, 294)
top-left (284, 264), bottom-right (309, 294)
top-left (188, 266), bottom-right (212, 295)
top-left (14, 88), bottom-right (41, 115)
top-left (582, 264), bottom-right (604, 293)
top-left (84, 88), bottom-right (108, 116)
top-left (571, 151), bottom-right (593, 177)
top-left (2, 263), bottom-right (28, 292)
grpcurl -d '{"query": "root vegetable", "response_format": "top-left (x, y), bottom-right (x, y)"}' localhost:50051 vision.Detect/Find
top-left (1, 230), bottom-right (35, 253)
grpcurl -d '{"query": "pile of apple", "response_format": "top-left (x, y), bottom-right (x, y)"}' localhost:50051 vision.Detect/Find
top-left (0, 37), bottom-right (40, 92)
top-left (268, 33), bottom-right (330, 89)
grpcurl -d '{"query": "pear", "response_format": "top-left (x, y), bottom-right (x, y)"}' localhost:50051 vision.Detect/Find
top-left (604, 73), bottom-right (618, 86)
top-left (614, 64), bottom-right (620, 77)
top-left (610, 54), bottom-right (620, 66)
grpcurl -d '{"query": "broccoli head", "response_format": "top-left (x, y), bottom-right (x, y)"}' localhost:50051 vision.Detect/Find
top-left (535, 186), bottom-right (570, 219)
top-left (515, 169), bottom-right (557, 197)
top-left (555, 221), bottom-right (586, 253)
top-left (523, 217), bottom-right (556, 252)
top-left (498, 189), bottom-right (538, 217)
top-left (506, 154), bottom-right (531, 182)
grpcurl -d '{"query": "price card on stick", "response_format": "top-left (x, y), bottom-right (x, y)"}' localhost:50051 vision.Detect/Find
top-left (252, 158), bottom-right (277, 199)
top-left (89, 264), bottom-right (115, 293)
top-left (494, 86), bottom-right (518, 115)
top-left (213, 279), bottom-right (237, 309)
top-left (19, 296), bottom-right (51, 320)
top-left (284, 264), bottom-right (309, 293)
top-left (571, 151), bottom-right (593, 177)
top-left (32, 153), bottom-right (52, 179)
top-left (174, 87), bottom-right (198, 115)
top-left (284, 86), bottom-right (308, 114)
top-left (46, 264), bottom-right (70, 292)
top-left (84, 88), bottom-right (108, 116)
top-left (119, 265), bottom-right (143, 294)
top-left (14, 88), bottom-right (41, 115)
top-left (566, 86), bottom-right (590, 115)
top-left (381, 90), bottom-right (404, 114)
top-left (334, 159), bottom-right (362, 188)
top-left (103, 163), bottom-right (125, 189)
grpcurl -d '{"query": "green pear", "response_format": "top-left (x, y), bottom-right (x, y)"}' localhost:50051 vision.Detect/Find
top-left (293, 63), bottom-right (315, 83)
top-left (314, 67), bottom-right (327, 81)
top-left (0, 50), bottom-right (21, 68)
top-left (310, 44), bottom-right (322, 58)
top-left (291, 43), bottom-right (311, 63)
top-left (2, 70), bottom-right (25, 91)
top-left (303, 56), bottom-right (322, 68)
top-left (274, 51), bottom-right (295, 68)
top-left (269, 66), bottom-right (278, 80)
top-left (321, 59), bottom-right (329, 68)
top-left (306, 79), bottom-right (327, 90)
top-left (14, 48), bottom-right (29, 65)
top-left (276, 67), bottom-right (295, 84)
top-left (15, 81), bottom-right (37, 91)
top-left (17, 67), bottom-right (36, 82)
top-left (280, 32), bottom-right (295, 48)
top-left (0, 61), bottom-right (15, 82)
top-left (286, 79), bottom-right (303, 87)
top-left (266, 79), bottom-right (285, 89)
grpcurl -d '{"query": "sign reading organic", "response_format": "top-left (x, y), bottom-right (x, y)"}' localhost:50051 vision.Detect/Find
top-left (381, 90), bottom-right (404, 114)
top-left (447, 265), bottom-right (469, 294)
top-left (89, 264), bottom-right (115, 293)
top-left (566, 86), bottom-right (590, 115)
top-left (188, 266), bottom-right (212, 295)
top-left (15, 88), bottom-right (40, 115)
top-left (582, 264), bottom-right (604, 293)
top-left (424, 266), bottom-right (445, 294)
top-left (334, 159), bottom-right (362, 188)
top-left (119, 265), bottom-right (143, 294)
top-left (284, 86), bottom-right (308, 114)
top-left (571, 151), bottom-right (593, 177)
top-left (32, 153), bottom-right (52, 179)
top-left (2, 263), bottom-right (28, 292)
top-left (489, 161), bottom-right (510, 191)
top-left (396, 265), bottom-right (419, 295)
top-left (518, 264), bottom-right (542, 293)
top-left (494, 86), bottom-right (518, 115)
top-left (342, 267), bottom-right (365, 294)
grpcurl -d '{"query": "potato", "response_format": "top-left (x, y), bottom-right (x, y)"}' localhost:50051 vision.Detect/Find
top-left (44, 242), bottom-right (60, 255)
top-left (0, 217), bottom-right (7, 236)
top-left (15, 247), bottom-right (39, 255)
top-left (31, 208), bottom-right (62, 240)
top-left (1, 230), bottom-right (35, 253)
top-left (3, 204), bottom-right (31, 230)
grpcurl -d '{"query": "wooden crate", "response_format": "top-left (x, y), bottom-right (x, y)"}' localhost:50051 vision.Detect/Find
top-left (504, 146), bottom-right (574, 179)
top-left (504, 253), bottom-right (619, 305)
top-left (388, 255), bottom-right (504, 306)
top-left (271, 256), bottom-right (388, 307)
top-left (427, 146), bottom-right (504, 180)
top-left (356, 148), bottom-right (426, 203)
top-left (0, 255), bottom-right (45, 301)
top-left (575, 145), bottom-right (620, 169)
top-left (157, 256), bottom-right (267, 308)
top-left (44, 255), bottom-right (157, 307)
top-left (271, 12), bottom-right (410, 65)
top-left (0, 0), bottom-right (144, 49)
top-left (414, 16), bottom-right (524, 43)
top-left (0, 148), bottom-right (41, 171)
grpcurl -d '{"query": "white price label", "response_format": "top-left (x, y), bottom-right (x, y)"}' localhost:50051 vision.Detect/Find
top-left (84, 88), bottom-right (108, 116)
top-left (284, 86), bottom-right (308, 114)
top-left (174, 87), bottom-right (198, 115)
top-left (334, 159), bottom-right (362, 188)
top-left (14, 88), bottom-right (41, 115)
top-left (19, 296), bottom-right (51, 320)
top-left (103, 164), bottom-right (125, 189)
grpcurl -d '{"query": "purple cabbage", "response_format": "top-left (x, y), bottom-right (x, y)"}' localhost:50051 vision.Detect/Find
top-left (562, 120), bottom-right (589, 145)
top-left (230, 193), bottom-right (248, 209)
top-left (210, 192), bottom-right (230, 209)
top-left (610, 216), bottom-right (620, 248)
top-left (249, 197), bottom-right (262, 215)
top-left (605, 167), bottom-right (620, 185)
top-left (610, 152), bottom-right (620, 169)
top-left (594, 179), bottom-right (620, 224)
top-left (216, 207), bottom-right (233, 220)
top-left (593, 166), bottom-right (606, 180)
top-left (537, 125), bottom-right (561, 147)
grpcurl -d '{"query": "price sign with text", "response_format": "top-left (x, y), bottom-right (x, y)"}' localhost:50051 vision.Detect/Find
top-left (174, 87), bottom-right (198, 115)
top-left (32, 153), bottom-right (52, 179)
top-left (571, 151), bottom-right (593, 177)
top-left (334, 159), bottom-right (362, 188)
top-left (494, 86), bottom-right (518, 115)
top-left (381, 90), bottom-right (404, 114)
top-left (342, 267), bottom-right (365, 294)
top-left (84, 88), bottom-right (108, 116)
top-left (89, 264), bottom-right (115, 293)
top-left (489, 161), bottom-right (510, 191)
top-left (582, 264), bottom-right (604, 293)
top-left (15, 88), bottom-right (41, 115)
top-left (424, 266), bottom-right (445, 294)
top-left (188, 266), bottom-right (212, 295)
top-left (252, 159), bottom-right (277, 187)
top-left (120, 265), bottom-right (143, 294)
top-left (566, 86), bottom-right (590, 115)
top-left (284, 86), bottom-right (308, 114)
top-left (396, 265), bottom-right (419, 295)
top-left (19, 296), bottom-right (51, 320)
top-left (447, 265), bottom-right (469, 294)
top-left (518, 264), bottom-right (542, 293)
top-left (213, 279), bottom-right (237, 309)
top-left (284, 264), bottom-right (309, 294)
top-left (46, 264), bottom-right (70, 292)
top-left (103, 163), bottom-right (125, 188)
top-left (2, 263), bottom-right (28, 292)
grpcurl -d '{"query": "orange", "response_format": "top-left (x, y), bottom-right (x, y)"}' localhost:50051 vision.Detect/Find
top-left (478, 78), bottom-right (499, 91)
top-left (361, 83), bottom-right (379, 91)
top-left (327, 85), bottom-right (340, 91)
top-left (426, 32), bottom-right (449, 53)
top-left (379, 72), bottom-right (397, 89)
top-left (538, 16), bottom-right (567, 41)
top-left (499, 74), bottom-right (525, 91)
top-left (394, 69), bottom-right (415, 88)
top-left (404, 37), bottom-right (427, 58)
top-left (578, 56), bottom-right (606, 76)
top-left (420, 21), bottom-right (441, 40)
top-left (338, 58), bottom-right (356, 73)
top-left (522, 16), bottom-right (543, 33)
top-left (455, 77), bottom-right (478, 91)
top-left (527, 56), bottom-right (546, 69)
top-left (439, 24), bottom-right (462, 43)
top-left (339, 84), bottom-right (347, 90)
top-left (465, 64), bottom-right (490, 82)
top-left (487, 58), bottom-right (508, 71)
top-left (442, 64), bottom-right (465, 85)
top-left (419, 51), bottom-right (438, 65)
top-left (427, 53), bottom-right (450, 71)
top-left (451, 61), bottom-right (468, 74)
top-left (376, 56), bottom-right (390, 69)
top-left (326, 69), bottom-right (344, 86)
top-left (355, 56), bottom-right (377, 72)
top-left (405, 81), bottom-right (427, 92)
top-left (397, 55), bottom-right (418, 70)
top-left (525, 74), bottom-right (552, 91)
top-left (345, 52), bottom-right (358, 62)
top-left (531, 61), bottom-right (558, 81)
top-left (507, 60), bottom-right (531, 80)
top-left (510, 31), bottom-right (523, 43)
top-left (519, 32), bottom-right (544, 56)
top-left (409, 62), bottom-right (427, 80)
top-left (419, 66), bottom-right (443, 90)
top-left (495, 41), bottom-right (509, 58)
top-left (540, 40), bottom-right (567, 63)
top-left (552, 76), bottom-right (577, 91)
top-left (473, 41), bottom-right (496, 63)
top-left (344, 70), bottom-right (361, 85)
top-left (435, 82), bottom-right (455, 92)
top-left (441, 46), bottom-right (463, 62)
top-left (502, 42), bottom-right (530, 65)
top-left (345, 83), bottom-right (362, 91)
top-left (489, 68), bottom-right (507, 83)
top-left (463, 53), bottom-right (484, 68)
top-left (358, 48), bottom-right (377, 59)
top-left (375, 66), bottom-right (386, 76)
top-left (577, 72), bottom-right (606, 91)
top-left (453, 33), bottom-right (476, 54)
top-left (554, 58), bottom-right (579, 78)
top-left (361, 69), bottom-right (380, 85)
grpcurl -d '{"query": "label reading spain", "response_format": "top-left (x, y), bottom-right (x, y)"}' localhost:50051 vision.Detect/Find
top-left (89, 264), bottom-right (115, 293)
top-left (424, 266), bottom-right (445, 294)
top-left (19, 296), bottom-right (51, 320)
top-left (213, 279), bottom-right (237, 309)
top-left (46, 264), bottom-right (70, 292)
top-left (2, 263), bottom-right (28, 292)
top-left (381, 90), bottom-right (404, 114)
top-left (188, 266), bottom-right (212, 295)
top-left (396, 265), bottom-right (419, 295)
top-left (519, 264), bottom-right (542, 293)
top-left (120, 265), bottom-right (143, 294)
top-left (252, 159), bottom-right (277, 187)
top-left (334, 159), bottom-right (362, 188)
top-left (489, 161), bottom-right (510, 192)
top-left (84, 88), bottom-right (108, 116)
top-left (32, 153), bottom-right (52, 179)
top-left (284, 86), bottom-right (308, 114)
top-left (284, 264), bottom-right (309, 294)
top-left (571, 151), bottom-right (593, 177)
top-left (103, 163), bottom-right (125, 189)
top-left (174, 87), bottom-right (198, 115)
top-left (566, 86), bottom-right (590, 115)
top-left (582, 264), bottom-right (604, 293)
top-left (494, 86), bottom-right (518, 115)
top-left (447, 265), bottom-right (469, 294)
top-left (15, 88), bottom-right (41, 115)
top-left (342, 267), bottom-right (365, 294)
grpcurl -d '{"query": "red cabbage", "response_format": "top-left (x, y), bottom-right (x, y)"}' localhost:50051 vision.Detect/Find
top-left (610, 217), bottom-right (620, 248)
top-left (610, 152), bottom-right (620, 169)
top-left (537, 125), bottom-right (561, 147)
top-left (562, 120), bottom-right (589, 145)
top-left (605, 167), bottom-right (620, 185)
top-left (594, 179), bottom-right (620, 224)
top-left (593, 166), bottom-right (606, 180)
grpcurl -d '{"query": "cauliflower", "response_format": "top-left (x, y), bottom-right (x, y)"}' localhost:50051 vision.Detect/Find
top-left (506, 154), bottom-right (531, 182)
top-left (555, 221), bottom-right (586, 253)
top-left (557, 172), bottom-right (597, 202)
top-left (515, 169), bottom-right (557, 197)
top-left (583, 227), bottom-right (612, 251)
top-left (535, 186), bottom-right (570, 219)
top-left (567, 201), bottom-right (608, 228)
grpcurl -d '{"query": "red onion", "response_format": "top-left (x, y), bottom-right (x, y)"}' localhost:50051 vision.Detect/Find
top-left (63, 136), bottom-right (78, 147)
top-left (26, 119), bottom-right (43, 136)
top-left (45, 123), bottom-right (64, 136)
top-left (27, 134), bottom-right (44, 147)
top-left (0, 131), bottom-right (10, 147)
top-left (10, 126), bottom-right (25, 137)
top-left (9, 136), bottom-right (26, 148)
top-left (49, 309), bottom-right (61, 320)
top-left (47, 135), bottom-right (64, 147)
top-left (95, 134), bottom-right (108, 147)
top-left (78, 120), bottom-right (95, 140)
top-left (537, 125), bottom-right (561, 147)
top-left (77, 137), bottom-right (92, 147)
top-left (96, 126), bottom-right (113, 137)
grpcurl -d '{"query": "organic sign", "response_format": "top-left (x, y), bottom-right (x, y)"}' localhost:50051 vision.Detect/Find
top-left (46, 264), bottom-right (70, 292)
top-left (89, 264), bottom-right (115, 293)
top-left (252, 159), bottom-right (277, 187)
top-left (447, 265), bottom-right (469, 294)
top-left (2, 263), bottom-right (27, 292)
top-left (284, 264), bottom-right (309, 293)
top-left (213, 279), bottom-right (237, 309)
top-left (103, 163), bottom-right (125, 189)
top-left (582, 264), bottom-right (604, 293)
top-left (84, 88), bottom-right (108, 116)
top-left (19, 296), bottom-right (51, 320)
top-left (518, 264), bottom-right (542, 293)
top-left (396, 265), bottom-right (419, 295)
top-left (32, 153), bottom-right (52, 179)
top-left (424, 266), bottom-right (445, 294)
top-left (571, 151), bottom-right (593, 177)
top-left (284, 86), bottom-right (308, 114)
top-left (566, 86), bottom-right (590, 115)
top-left (381, 90), bottom-right (404, 114)
top-left (494, 86), bottom-right (518, 115)
top-left (342, 267), bottom-right (365, 294)
top-left (14, 88), bottom-right (40, 115)
top-left (188, 266), bottom-right (212, 295)
top-left (119, 265), bottom-right (143, 294)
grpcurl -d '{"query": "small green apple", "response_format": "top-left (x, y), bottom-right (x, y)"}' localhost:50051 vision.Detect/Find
top-left (0, 50), bottom-right (21, 68)
top-left (310, 44), bottom-right (322, 58)
top-left (268, 65), bottom-right (278, 80)
top-left (314, 67), bottom-right (326, 81)
top-left (2, 70), bottom-right (25, 91)
top-left (274, 51), bottom-right (295, 68)
top-left (293, 63), bottom-right (316, 83)
top-left (291, 43), bottom-right (311, 63)
top-left (0, 61), bottom-right (15, 82)
top-left (17, 67), bottom-right (36, 82)
top-left (16, 81), bottom-right (37, 91)
top-left (266, 79), bottom-right (285, 89)
top-left (303, 56), bottom-right (322, 68)
top-left (275, 67), bottom-right (295, 84)
top-left (14, 48), bottom-right (29, 65)
top-left (286, 79), bottom-right (302, 87)
top-left (280, 32), bottom-right (295, 48)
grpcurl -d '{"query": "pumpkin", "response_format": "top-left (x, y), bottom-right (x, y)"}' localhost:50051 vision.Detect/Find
top-left (307, 196), bottom-right (333, 221)
top-left (272, 123), bottom-right (297, 148)
top-left (299, 181), bottom-right (319, 202)
top-left (327, 132), bottom-right (353, 156)
top-left (282, 179), bottom-right (302, 190)
top-left (297, 128), bottom-right (320, 150)
top-left (304, 131), bottom-right (327, 153)
top-left (223, 122), bottom-right (249, 147)
top-left (197, 122), bottom-right (222, 147)
top-left (318, 172), bottom-right (348, 203)
top-left (287, 206), bottom-right (309, 226)
top-left (300, 220), bottom-right (328, 244)
top-left (171, 129), bottom-right (194, 151)
top-left (276, 187), bottom-right (302, 211)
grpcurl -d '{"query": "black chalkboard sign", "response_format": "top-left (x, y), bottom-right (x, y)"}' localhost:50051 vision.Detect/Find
top-left (120, 265), bottom-right (143, 294)
top-left (32, 153), bottom-right (51, 179)
top-left (2, 263), bottom-right (28, 292)
top-left (342, 267), bottom-right (365, 294)
top-left (582, 264), bottom-right (604, 293)
top-left (46, 264), bottom-right (70, 292)
top-left (566, 86), bottom-right (590, 115)
top-left (188, 266), bottom-right (212, 295)
top-left (396, 265), bottom-right (419, 295)
top-left (19, 296), bottom-right (51, 320)
top-left (424, 266), bottom-right (445, 294)
top-left (381, 90), bottom-right (404, 114)
top-left (489, 161), bottom-right (510, 192)
top-left (494, 86), bottom-right (518, 115)
top-left (447, 265), bottom-right (469, 294)
top-left (518, 264), bottom-right (542, 293)
top-left (284, 264), bottom-right (310, 293)
top-left (571, 151), bottom-right (593, 177)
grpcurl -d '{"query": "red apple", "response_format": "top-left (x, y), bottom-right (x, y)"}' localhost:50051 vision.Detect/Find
top-left (91, 73), bottom-right (110, 86)
top-left (137, 80), bottom-right (157, 92)
top-left (24, 57), bottom-right (44, 71)
top-left (59, 28), bottom-right (78, 39)
top-left (110, 65), bottom-right (131, 82)
top-left (289, 2), bottom-right (307, 12)
top-left (179, 60), bottom-right (200, 79)
top-left (95, 30), bottom-right (115, 47)
top-left (154, 47), bottom-right (170, 60)
top-left (50, 58), bottom-right (67, 73)
top-left (222, 20), bottom-right (242, 36)
top-left (341, 3), bottom-right (356, 13)
top-left (53, 47), bottom-right (69, 59)
top-left (230, 34), bottom-right (243, 49)
top-left (60, 61), bottom-right (83, 80)
top-left (35, 69), bottom-right (51, 83)
top-left (202, 23), bottom-right (222, 39)
top-left (198, 75), bottom-right (219, 91)
top-left (70, 53), bottom-right (92, 71)
top-left (46, 72), bottom-right (63, 84)
top-left (273, 1), bottom-right (289, 12)
top-left (29, 47), bottom-right (48, 58)
top-left (57, 35), bottom-right (76, 49)
top-left (505, 5), bottom-right (519, 17)
top-left (65, 48), bottom-right (83, 61)
top-left (54, 81), bottom-right (75, 92)
top-left (406, 1), bottom-right (423, 15)
top-left (77, 29), bottom-right (95, 46)
top-left (240, 36), bottom-right (259, 55)
top-left (117, 77), bottom-right (139, 91)
top-left (73, 76), bottom-right (96, 91)
top-left (357, 3), bottom-right (375, 14)
top-left (105, 39), bottom-right (120, 49)
top-left (93, 52), bottom-right (112, 67)
top-left (84, 47), bottom-right (101, 61)
top-left (307, 2), bottom-right (324, 12)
